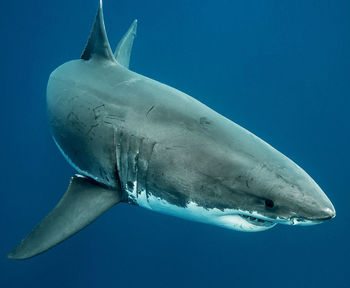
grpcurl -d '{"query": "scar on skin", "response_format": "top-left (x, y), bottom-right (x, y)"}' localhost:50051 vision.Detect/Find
top-left (87, 123), bottom-right (99, 135)
top-left (200, 117), bottom-right (211, 125)
top-left (93, 104), bottom-right (105, 119)
top-left (146, 105), bottom-right (155, 117)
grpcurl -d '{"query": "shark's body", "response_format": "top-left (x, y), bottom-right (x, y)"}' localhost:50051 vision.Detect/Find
top-left (8, 2), bottom-right (335, 260)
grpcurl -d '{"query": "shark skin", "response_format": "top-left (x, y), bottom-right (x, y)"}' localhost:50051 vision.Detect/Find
top-left (8, 1), bottom-right (335, 260)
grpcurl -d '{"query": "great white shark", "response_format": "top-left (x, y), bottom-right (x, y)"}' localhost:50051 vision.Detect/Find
top-left (8, 1), bottom-right (335, 260)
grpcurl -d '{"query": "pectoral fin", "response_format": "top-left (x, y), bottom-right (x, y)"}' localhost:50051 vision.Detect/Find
top-left (8, 175), bottom-right (122, 260)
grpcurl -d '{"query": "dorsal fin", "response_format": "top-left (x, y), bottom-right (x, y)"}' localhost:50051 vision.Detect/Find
top-left (114, 19), bottom-right (138, 68)
top-left (81, 0), bottom-right (115, 62)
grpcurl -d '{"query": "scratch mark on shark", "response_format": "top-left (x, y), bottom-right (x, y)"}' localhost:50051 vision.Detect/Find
top-left (87, 123), bottom-right (99, 135)
top-left (146, 105), bottom-right (155, 117)
top-left (93, 104), bottom-right (105, 119)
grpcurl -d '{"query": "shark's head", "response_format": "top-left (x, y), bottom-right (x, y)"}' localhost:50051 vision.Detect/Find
top-left (144, 120), bottom-right (336, 232)
top-left (227, 158), bottom-right (335, 231)
top-left (189, 127), bottom-right (336, 232)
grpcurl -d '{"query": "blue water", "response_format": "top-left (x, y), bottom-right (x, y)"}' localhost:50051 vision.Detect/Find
top-left (1, 0), bottom-right (349, 287)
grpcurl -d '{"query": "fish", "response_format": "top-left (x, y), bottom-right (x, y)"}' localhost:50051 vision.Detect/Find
top-left (8, 0), bottom-right (335, 260)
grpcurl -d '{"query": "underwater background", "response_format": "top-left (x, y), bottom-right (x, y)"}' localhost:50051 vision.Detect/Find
top-left (1, 0), bottom-right (349, 287)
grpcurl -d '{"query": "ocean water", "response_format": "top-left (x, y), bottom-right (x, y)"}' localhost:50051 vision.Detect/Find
top-left (1, 0), bottom-right (349, 287)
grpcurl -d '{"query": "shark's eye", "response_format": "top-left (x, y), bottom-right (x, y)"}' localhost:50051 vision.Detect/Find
top-left (265, 199), bottom-right (274, 208)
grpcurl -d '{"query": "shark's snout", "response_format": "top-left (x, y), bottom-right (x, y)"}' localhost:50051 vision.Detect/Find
top-left (321, 201), bottom-right (336, 218)
top-left (287, 185), bottom-right (336, 225)
top-left (309, 184), bottom-right (336, 220)
top-left (309, 200), bottom-right (336, 222)
top-left (325, 206), bottom-right (336, 219)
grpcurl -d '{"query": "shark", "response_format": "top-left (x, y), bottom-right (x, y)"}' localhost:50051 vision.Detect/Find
top-left (8, 1), bottom-right (335, 260)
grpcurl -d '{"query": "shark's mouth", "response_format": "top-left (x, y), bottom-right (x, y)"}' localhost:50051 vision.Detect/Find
top-left (218, 212), bottom-right (277, 231)
top-left (238, 213), bottom-right (333, 227)
top-left (239, 214), bottom-right (276, 227)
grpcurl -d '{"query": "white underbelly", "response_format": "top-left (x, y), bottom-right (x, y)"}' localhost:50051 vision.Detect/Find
top-left (126, 182), bottom-right (275, 232)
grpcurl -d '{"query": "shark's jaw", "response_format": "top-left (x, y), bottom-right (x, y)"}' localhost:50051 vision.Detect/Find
top-left (218, 214), bottom-right (277, 231)
top-left (124, 183), bottom-right (279, 232)
top-left (235, 211), bottom-right (336, 229)
top-left (200, 211), bottom-right (332, 231)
